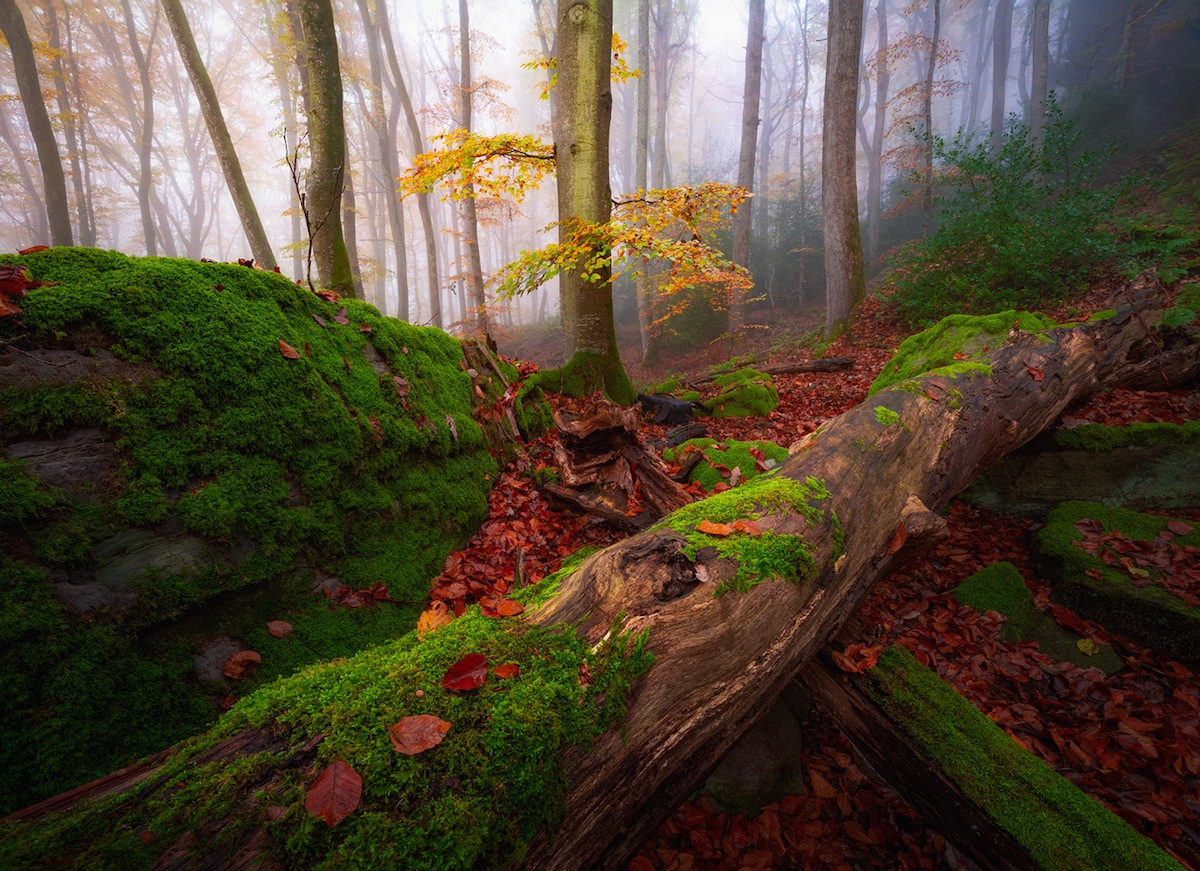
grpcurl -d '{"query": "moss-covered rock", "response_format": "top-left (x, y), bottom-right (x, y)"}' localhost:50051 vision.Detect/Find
top-left (952, 562), bottom-right (1123, 673)
top-left (1033, 501), bottom-right (1200, 665)
top-left (868, 309), bottom-right (1057, 396)
top-left (701, 368), bottom-right (779, 418)
top-left (662, 437), bottom-right (789, 492)
top-left (866, 645), bottom-right (1184, 871)
top-left (0, 248), bottom-right (501, 814)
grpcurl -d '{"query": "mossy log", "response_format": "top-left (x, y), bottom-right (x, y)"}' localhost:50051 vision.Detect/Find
top-left (8, 286), bottom-right (1199, 869)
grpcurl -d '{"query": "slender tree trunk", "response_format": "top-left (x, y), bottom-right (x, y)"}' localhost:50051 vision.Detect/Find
top-left (62, 6), bottom-right (98, 246)
top-left (295, 0), bottom-right (354, 295)
top-left (862, 0), bottom-right (889, 265)
top-left (0, 102), bottom-right (49, 243)
top-left (458, 0), bottom-right (490, 341)
top-left (120, 0), bottom-right (158, 256)
top-left (796, 0), bottom-right (811, 309)
top-left (634, 0), bottom-right (656, 362)
top-left (263, 9), bottom-right (304, 279)
top-left (44, 2), bottom-right (92, 247)
top-left (730, 0), bottom-right (766, 342)
top-left (159, 0), bottom-right (276, 269)
top-left (961, 0), bottom-right (993, 136)
top-left (990, 0), bottom-right (1016, 157)
top-left (922, 0), bottom-right (941, 237)
top-left (378, 0), bottom-right (441, 328)
top-left (650, 0), bottom-right (671, 190)
top-left (821, 0), bottom-right (865, 338)
top-left (1028, 0), bottom-right (1052, 151)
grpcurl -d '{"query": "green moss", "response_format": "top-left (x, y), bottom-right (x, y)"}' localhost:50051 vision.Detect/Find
top-left (656, 476), bottom-right (836, 593)
top-left (662, 438), bottom-right (789, 492)
top-left (866, 645), bottom-right (1183, 871)
top-left (701, 368), bottom-right (779, 418)
top-left (529, 350), bottom-right (636, 406)
top-left (869, 310), bottom-right (1057, 396)
top-left (1088, 309), bottom-right (1118, 322)
top-left (873, 406), bottom-right (900, 427)
top-left (1033, 502), bottom-right (1200, 664)
top-left (0, 603), bottom-right (652, 870)
top-left (513, 380), bottom-right (555, 439)
top-left (1052, 420), bottom-right (1200, 452)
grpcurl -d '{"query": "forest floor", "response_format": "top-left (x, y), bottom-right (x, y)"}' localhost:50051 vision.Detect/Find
top-left (465, 282), bottom-right (1200, 871)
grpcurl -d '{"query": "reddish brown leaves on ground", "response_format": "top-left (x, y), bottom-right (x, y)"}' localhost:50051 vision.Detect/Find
top-left (278, 339), bottom-right (300, 359)
top-left (493, 663), bottom-right (520, 679)
top-left (325, 581), bottom-right (391, 610)
top-left (417, 601), bottom-right (454, 638)
top-left (1074, 517), bottom-right (1200, 605)
top-left (441, 653), bottom-right (489, 691)
top-left (305, 759), bottom-right (361, 827)
top-left (266, 620), bottom-right (294, 638)
top-left (389, 715), bottom-right (451, 755)
top-left (0, 263), bottom-right (34, 316)
top-left (221, 650), bottom-right (261, 680)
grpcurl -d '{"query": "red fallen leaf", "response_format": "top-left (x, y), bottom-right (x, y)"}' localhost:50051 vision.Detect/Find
top-left (732, 519), bottom-right (762, 535)
top-left (829, 648), bottom-right (860, 673)
top-left (843, 819), bottom-right (877, 844)
top-left (493, 663), bottom-right (520, 679)
top-left (334, 305), bottom-right (350, 325)
top-left (359, 323), bottom-right (372, 333)
top-left (441, 653), bottom-right (488, 690)
top-left (1025, 361), bottom-right (1044, 381)
top-left (417, 601), bottom-right (454, 638)
top-left (886, 520), bottom-right (907, 555)
top-left (389, 714), bottom-right (451, 755)
top-left (392, 376), bottom-right (410, 397)
top-left (311, 313), bottom-right (327, 327)
top-left (809, 770), bottom-right (839, 799)
top-left (697, 520), bottom-right (735, 536)
top-left (222, 650), bottom-right (261, 680)
top-left (138, 830), bottom-right (154, 844)
top-left (304, 342), bottom-right (312, 358)
top-left (267, 620), bottom-right (294, 638)
top-left (316, 290), bottom-right (338, 303)
top-left (628, 857), bottom-right (656, 871)
top-left (305, 759), bottom-right (361, 827)
top-left (482, 598), bottom-right (525, 618)
top-left (952, 351), bottom-right (969, 360)
top-left (278, 340), bottom-right (300, 359)
top-left (1167, 519), bottom-right (1193, 536)
top-left (0, 296), bottom-right (20, 317)
top-left (218, 694), bottom-right (237, 711)
top-left (367, 582), bottom-right (390, 600)
top-left (18, 245), bottom-right (49, 255)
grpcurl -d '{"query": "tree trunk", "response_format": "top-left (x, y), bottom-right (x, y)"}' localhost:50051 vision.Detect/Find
top-left (861, 0), bottom-right (889, 265)
top-left (555, 0), bottom-right (631, 402)
top-left (730, 0), bottom-right (765, 341)
top-left (990, 0), bottom-right (1016, 157)
top-left (1028, 0), bottom-right (1052, 151)
top-left (922, 0), bottom-right (941, 238)
top-left (821, 0), bottom-right (865, 338)
top-left (24, 284), bottom-right (1198, 869)
top-left (960, 0), bottom-right (993, 135)
top-left (0, 0), bottom-right (73, 246)
top-left (458, 0), bottom-right (490, 342)
top-left (295, 0), bottom-right (354, 296)
top-left (44, 2), bottom-right (93, 247)
top-left (121, 0), bottom-right (158, 256)
top-left (635, 0), bottom-right (655, 361)
top-left (159, 0), bottom-right (276, 270)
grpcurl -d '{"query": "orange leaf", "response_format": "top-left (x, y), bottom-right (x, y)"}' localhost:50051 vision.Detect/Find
top-left (278, 339), bottom-right (300, 359)
top-left (493, 663), bottom-right (520, 679)
top-left (417, 602), bottom-right (454, 638)
top-left (267, 620), bottom-right (294, 638)
top-left (829, 649), bottom-right (860, 673)
top-left (483, 598), bottom-right (525, 618)
top-left (304, 759), bottom-right (361, 827)
top-left (389, 714), bottom-right (451, 755)
top-left (18, 245), bottom-right (49, 255)
top-left (1167, 519), bottom-right (1193, 536)
top-left (222, 650), bottom-right (261, 680)
top-left (810, 770), bottom-right (838, 799)
top-left (697, 520), bottom-right (734, 536)
top-left (732, 519), bottom-right (762, 536)
top-left (886, 521), bottom-right (907, 555)
top-left (441, 653), bottom-right (488, 691)
top-left (844, 819), bottom-right (877, 844)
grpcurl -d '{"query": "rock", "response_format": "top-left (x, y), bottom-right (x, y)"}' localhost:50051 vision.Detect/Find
top-left (5, 427), bottom-right (117, 502)
top-left (192, 636), bottom-right (245, 684)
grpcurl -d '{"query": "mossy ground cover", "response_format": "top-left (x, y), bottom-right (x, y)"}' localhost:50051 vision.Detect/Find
top-left (0, 568), bottom-right (652, 869)
top-left (1033, 501), bottom-right (1200, 664)
top-left (701, 368), bottom-right (778, 418)
top-left (1052, 419), bottom-right (1200, 452)
top-left (868, 310), bottom-right (1057, 397)
top-left (865, 645), bottom-right (1183, 871)
top-left (0, 248), bottom-right (500, 814)
top-left (662, 437), bottom-right (789, 492)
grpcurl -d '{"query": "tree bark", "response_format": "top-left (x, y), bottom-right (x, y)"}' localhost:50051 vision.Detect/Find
top-left (458, 0), bottom-right (490, 341)
top-left (922, 0), bottom-right (941, 238)
top-left (295, 0), bottom-right (354, 296)
top-left (159, 0), bottom-right (276, 270)
top-left (11, 284), bottom-right (1199, 869)
top-left (0, 0), bottom-right (73, 246)
top-left (1028, 0), bottom-right (1052, 151)
top-left (859, 0), bottom-right (889, 265)
top-left (990, 0), bottom-right (1016, 157)
top-left (44, 2), bottom-right (93, 247)
top-left (821, 0), bottom-right (866, 338)
top-left (120, 0), bottom-right (158, 256)
top-left (730, 0), bottom-right (766, 341)
top-left (635, 0), bottom-right (655, 361)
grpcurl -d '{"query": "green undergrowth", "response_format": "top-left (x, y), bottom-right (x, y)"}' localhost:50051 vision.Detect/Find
top-left (869, 310), bottom-right (1057, 396)
top-left (657, 475), bottom-right (840, 594)
top-left (662, 438), bottom-right (789, 492)
top-left (641, 374), bottom-right (701, 403)
top-left (1052, 419), bottom-right (1200, 452)
top-left (0, 248), bottom-right (501, 814)
top-left (701, 368), bottom-right (778, 418)
top-left (0, 596), bottom-right (653, 870)
top-left (1034, 502), bottom-right (1200, 664)
top-left (866, 645), bottom-right (1183, 871)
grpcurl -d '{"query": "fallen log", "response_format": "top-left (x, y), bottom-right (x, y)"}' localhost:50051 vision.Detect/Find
top-left (5, 286), bottom-right (1197, 869)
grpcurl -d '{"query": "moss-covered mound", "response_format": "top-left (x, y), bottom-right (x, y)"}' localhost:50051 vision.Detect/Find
top-left (868, 309), bottom-right (1057, 396)
top-left (662, 437), bottom-right (789, 492)
top-left (866, 645), bottom-right (1183, 871)
top-left (0, 248), bottom-right (501, 814)
top-left (952, 562), bottom-right (1123, 673)
top-left (1033, 501), bottom-right (1200, 665)
top-left (0, 566), bottom-right (653, 870)
top-left (702, 368), bottom-right (778, 418)
top-left (1052, 419), bottom-right (1200, 452)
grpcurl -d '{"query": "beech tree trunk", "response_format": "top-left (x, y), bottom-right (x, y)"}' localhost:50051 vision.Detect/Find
top-left (13, 285), bottom-right (1199, 869)
top-left (990, 0), bottom-right (1016, 157)
top-left (730, 0), bottom-right (765, 340)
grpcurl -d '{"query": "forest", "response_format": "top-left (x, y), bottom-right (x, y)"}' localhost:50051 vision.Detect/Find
top-left (1, 0), bottom-right (1199, 869)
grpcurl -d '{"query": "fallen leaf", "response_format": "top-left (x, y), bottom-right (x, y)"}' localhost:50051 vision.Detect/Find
top-left (1076, 637), bottom-right (1100, 656)
top-left (389, 714), bottom-right (451, 755)
top-left (830, 649), bottom-right (860, 673)
top-left (18, 245), bottom-right (49, 255)
top-left (267, 620), bottom-right (294, 638)
top-left (697, 520), bottom-right (735, 536)
top-left (1167, 519), bottom-right (1193, 536)
top-left (732, 519), bottom-right (762, 536)
top-left (445, 414), bottom-right (458, 441)
top-left (222, 650), bottom-right (261, 680)
top-left (334, 306), bottom-right (350, 325)
top-left (312, 313), bottom-right (327, 327)
top-left (417, 602), bottom-right (454, 638)
top-left (316, 290), bottom-right (338, 303)
top-left (304, 759), bottom-right (361, 827)
top-left (886, 521), bottom-right (907, 555)
top-left (809, 770), bottom-right (838, 799)
top-left (493, 663), bottom-right (520, 679)
top-left (482, 598), bottom-right (525, 618)
top-left (278, 340), bottom-right (300, 359)
top-left (441, 653), bottom-right (488, 691)
top-left (359, 323), bottom-right (372, 333)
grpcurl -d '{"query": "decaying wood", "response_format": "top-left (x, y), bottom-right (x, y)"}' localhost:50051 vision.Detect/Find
top-left (518, 286), bottom-right (1200, 870)
top-left (701, 357), bottom-right (854, 383)
top-left (798, 652), bottom-right (1042, 871)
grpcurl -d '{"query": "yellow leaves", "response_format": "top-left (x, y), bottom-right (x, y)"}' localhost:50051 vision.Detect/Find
top-left (417, 601), bottom-right (454, 639)
top-left (398, 130), bottom-right (555, 204)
